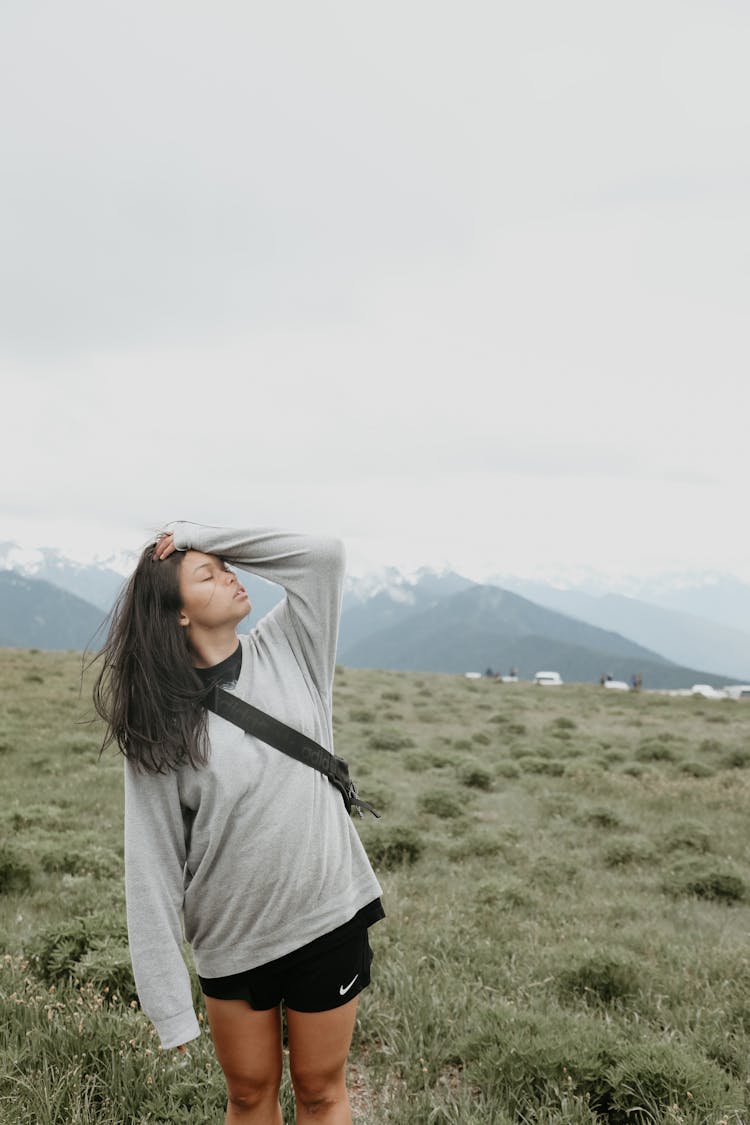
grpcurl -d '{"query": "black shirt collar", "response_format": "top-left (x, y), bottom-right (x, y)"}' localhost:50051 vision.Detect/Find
top-left (194, 641), bottom-right (243, 691)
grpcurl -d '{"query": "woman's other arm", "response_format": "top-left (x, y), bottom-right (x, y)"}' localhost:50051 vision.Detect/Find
top-left (124, 760), bottom-right (201, 1051)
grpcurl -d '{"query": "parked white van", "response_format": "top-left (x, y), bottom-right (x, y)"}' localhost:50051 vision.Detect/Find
top-left (691, 684), bottom-right (726, 700)
top-left (722, 684), bottom-right (750, 700)
top-left (534, 671), bottom-right (563, 686)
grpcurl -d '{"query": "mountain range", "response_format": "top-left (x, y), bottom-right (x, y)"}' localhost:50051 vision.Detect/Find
top-left (0, 572), bottom-right (106, 652)
top-left (1, 543), bottom-right (748, 687)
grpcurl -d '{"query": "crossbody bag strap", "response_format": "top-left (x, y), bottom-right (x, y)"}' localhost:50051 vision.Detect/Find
top-left (208, 686), bottom-right (380, 818)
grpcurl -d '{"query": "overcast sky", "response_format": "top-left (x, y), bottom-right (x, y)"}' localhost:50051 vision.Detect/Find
top-left (2, 1), bottom-right (748, 583)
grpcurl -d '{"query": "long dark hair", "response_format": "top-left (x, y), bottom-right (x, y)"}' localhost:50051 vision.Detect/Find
top-left (91, 541), bottom-right (210, 773)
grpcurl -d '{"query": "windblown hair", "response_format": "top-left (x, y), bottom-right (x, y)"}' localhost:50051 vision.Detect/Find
top-left (91, 541), bottom-right (209, 773)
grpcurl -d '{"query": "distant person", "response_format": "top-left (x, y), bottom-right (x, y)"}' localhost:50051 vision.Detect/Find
top-left (92, 521), bottom-right (383, 1125)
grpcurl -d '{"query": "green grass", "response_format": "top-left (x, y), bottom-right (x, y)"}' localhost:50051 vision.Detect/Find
top-left (2, 651), bottom-right (750, 1123)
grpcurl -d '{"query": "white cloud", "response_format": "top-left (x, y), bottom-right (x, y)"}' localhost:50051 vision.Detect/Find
top-left (1, 0), bottom-right (748, 581)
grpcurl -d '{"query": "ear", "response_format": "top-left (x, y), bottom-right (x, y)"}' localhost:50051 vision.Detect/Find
top-left (179, 610), bottom-right (190, 627)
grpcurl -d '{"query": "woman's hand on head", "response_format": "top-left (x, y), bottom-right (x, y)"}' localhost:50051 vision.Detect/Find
top-left (153, 532), bottom-right (176, 561)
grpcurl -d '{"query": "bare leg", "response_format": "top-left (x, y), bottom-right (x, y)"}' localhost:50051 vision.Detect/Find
top-left (203, 996), bottom-right (284, 1125)
top-left (286, 997), bottom-right (359, 1124)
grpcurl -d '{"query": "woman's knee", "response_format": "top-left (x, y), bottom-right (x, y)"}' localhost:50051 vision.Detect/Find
top-left (290, 1062), bottom-right (347, 1112)
top-left (226, 1074), bottom-right (282, 1112)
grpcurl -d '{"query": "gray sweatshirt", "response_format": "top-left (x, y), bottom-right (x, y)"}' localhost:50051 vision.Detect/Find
top-left (123, 523), bottom-right (382, 1050)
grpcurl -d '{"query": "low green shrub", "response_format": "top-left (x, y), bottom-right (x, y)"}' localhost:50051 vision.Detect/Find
top-left (40, 845), bottom-right (122, 879)
top-left (602, 839), bottom-right (653, 867)
top-left (27, 913), bottom-right (131, 987)
top-left (679, 759), bottom-right (715, 778)
top-left (449, 832), bottom-right (502, 860)
top-left (723, 748), bottom-right (750, 769)
top-left (416, 708), bottom-right (439, 722)
top-left (403, 749), bottom-right (453, 772)
top-left (355, 783), bottom-right (391, 813)
top-left (620, 762), bottom-right (647, 777)
top-left (458, 763), bottom-right (493, 790)
top-left (578, 806), bottom-right (622, 830)
top-left (664, 860), bottom-right (747, 903)
top-left (636, 740), bottom-right (677, 762)
top-left (605, 1038), bottom-right (745, 1122)
top-left (663, 821), bottom-right (712, 853)
top-left (73, 937), bottom-right (138, 1002)
top-left (551, 717), bottom-right (577, 731)
top-left (418, 790), bottom-right (465, 818)
top-left (459, 1006), bottom-right (620, 1115)
top-left (349, 708), bottom-right (375, 723)
top-left (600, 749), bottom-right (625, 764)
top-left (517, 756), bottom-right (565, 777)
top-left (54, 734), bottom-right (100, 757)
top-left (507, 722), bottom-right (527, 736)
top-left (365, 826), bottom-right (423, 869)
top-left (557, 952), bottom-right (640, 1004)
top-left (380, 690), bottom-right (402, 702)
top-left (461, 1005), bottom-right (746, 1121)
top-left (494, 761), bottom-right (520, 779)
top-left (0, 842), bottom-right (33, 894)
top-left (471, 731), bottom-right (491, 746)
top-left (367, 729), bottom-right (416, 752)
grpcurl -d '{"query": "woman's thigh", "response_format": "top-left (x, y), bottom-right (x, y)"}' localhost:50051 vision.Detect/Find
top-left (285, 996), bottom-right (359, 1089)
top-left (204, 996), bottom-right (284, 1095)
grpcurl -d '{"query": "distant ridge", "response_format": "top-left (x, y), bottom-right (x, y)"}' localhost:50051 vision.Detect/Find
top-left (0, 572), bottom-right (105, 651)
top-left (496, 581), bottom-right (750, 681)
top-left (339, 584), bottom-right (731, 689)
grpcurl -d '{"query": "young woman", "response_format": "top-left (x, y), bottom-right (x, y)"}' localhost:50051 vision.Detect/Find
top-left (93, 521), bottom-right (383, 1125)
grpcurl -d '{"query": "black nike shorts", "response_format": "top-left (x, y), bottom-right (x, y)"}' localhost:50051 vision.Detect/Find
top-left (199, 926), bottom-right (374, 1013)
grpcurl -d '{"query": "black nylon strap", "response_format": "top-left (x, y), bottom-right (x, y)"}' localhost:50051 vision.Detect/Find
top-left (208, 686), bottom-right (380, 818)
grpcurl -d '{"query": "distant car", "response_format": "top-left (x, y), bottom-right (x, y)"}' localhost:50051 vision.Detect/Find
top-left (499, 675), bottom-right (519, 683)
top-left (603, 680), bottom-right (630, 691)
top-left (691, 684), bottom-right (726, 700)
top-left (464, 672), bottom-right (483, 679)
top-left (723, 684), bottom-right (750, 700)
top-left (534, 671), bottom-right (563, 686)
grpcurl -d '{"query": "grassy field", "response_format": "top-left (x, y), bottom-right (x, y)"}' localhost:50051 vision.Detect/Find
top-left (1, 647), bottom-right (750, 1124)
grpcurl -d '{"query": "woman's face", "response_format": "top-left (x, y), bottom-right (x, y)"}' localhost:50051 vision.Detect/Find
top-left (177, 551), bottom-right (251, 631)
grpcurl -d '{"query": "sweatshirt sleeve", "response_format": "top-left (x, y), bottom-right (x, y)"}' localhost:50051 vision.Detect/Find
top-left (123, 760), bottom-right (201, 1050)
top-left (167, 522), bottom-right (345, 699)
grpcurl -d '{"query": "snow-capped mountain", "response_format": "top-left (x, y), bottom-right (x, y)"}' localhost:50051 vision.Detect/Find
top-left (0, 541), bottom-right (133, 612)
top-left (2, 540), bottom-right (749, 681)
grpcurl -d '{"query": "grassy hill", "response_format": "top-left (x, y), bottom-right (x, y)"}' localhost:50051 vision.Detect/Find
top-left (340, 585), bottom-right (732, 688)
top-left (1, 649), bottom-right (750, 1123)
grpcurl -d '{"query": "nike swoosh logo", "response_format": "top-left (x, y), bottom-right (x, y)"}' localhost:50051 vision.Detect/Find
top-left (339, 974), bottom-right (359, 996)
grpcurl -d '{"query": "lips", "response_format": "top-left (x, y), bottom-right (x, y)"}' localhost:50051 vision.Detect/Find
top-left (233, 585), bottom-right (248, 600)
